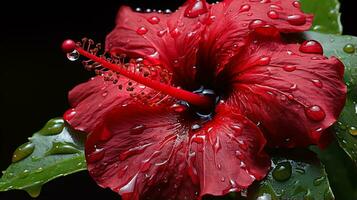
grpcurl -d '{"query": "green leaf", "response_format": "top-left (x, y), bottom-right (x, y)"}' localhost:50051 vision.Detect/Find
top-left (300, 0), bottom-right (342, 34)
top-left (0, 118), bottom-right (87, 197)
top-left (311, 142), bottom-right (357, 200)
top-left (303, 31), bottom-right (357, 166)
top-left (247, 150), bottom-right (334, 200)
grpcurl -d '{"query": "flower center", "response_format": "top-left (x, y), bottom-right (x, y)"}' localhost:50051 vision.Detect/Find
top-left (62, 39), bottom-right (212, 108)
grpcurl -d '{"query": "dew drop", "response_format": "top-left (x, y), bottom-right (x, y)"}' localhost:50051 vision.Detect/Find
top-left (299, 40), bottom-right (323, 54)
top-left (221, 177), bottom-right (226, 182)
top-left (39, 118), bottom-right (64, 136)
top-left (283, 65), bottom-right (296, 72)
top-left (343, 44), bottom-right (355, 54)
top-left (311, 79), bottom-right (323, 88)
top-left (12, 142), bottom-right (35, 163)
top-left (147, 16), bottom-right (160, 24)
top-left (130, 124), bottom-right (146, 135)
top-left (349, 126), bottom-right (357, 136)
top-left (249, 19), bottom-right (266, 29)
top-left (25, 184), bottom-right (42, 198)
top-left (239, 4), bottom-right (251, 12)
top-left (119, 143), bottom-right (152, 161)
top-left (46, 142), bottom-right (80, 155)
top-left (170, 27), bottom-right (181, 38)
top-left (184, 0), bottom-right (208, 18)
top-left (191, 124), bottom-right (201, 131)
top-left (170, 103), bottom-right (187, 113)
top-left (87, 147), bottom-right (105, 163)
top-left (157, 29), bottom-right (167, 37)
top-left (137, 26), bottom-right (148, 35)
top-left (256, 56), bottom-right (271, 66)
top-left (63, 108), bottom-right (76, 121)
top-left (313, 176), bottom-right (325, 186)
top-left (305, 105), bottom-right (326, 121)
top-left (287, 14), bottom-right (306, 26)
top-left (257, 193), bottom-right (272, 200)
top-left (292, 1), bottom-right (301, 8)
top-left (267, 10), bottom-right (279, 19)
top-left (272, 161), bottom-right (292, 182)
top-left (66, 50), bottom-right (79, 61)
top-left (119, 174), bottom-right (138, 195)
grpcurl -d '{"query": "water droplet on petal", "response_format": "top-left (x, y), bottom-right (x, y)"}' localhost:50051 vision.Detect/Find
top-left (130, 124), bottom-right (146, 135)
top-left (119, 174), bottom-right (138, 195)
top-left (147, 16), bottom-right (160, 24)
top-left (311, 79), bottom-right (323, 88)
top-left (191, 124), bottom-right (201, 131)
top-left (137, 26), bottom-right (148, 35)
top-left (170, 103), bottom-right (187, 113)
top-left (12, 142), bottom-right (35, 163)
top-left (283, 65), bottom-right (296, 72)
top-left (287, 14), bottom-right (306, 26)
top-left (249, 19), bottom-right (266, 29)
top-left (299, 40), bottom-right (323, 54)
top-left (343, 44), bottom-right (355, 54)
top-left (268, 10), bottom-right (279, 19)
top-left (305, 105), bottom-right (326, 121)
top-left (157, 29), bottom-right (167, 37)
top-left (170, 27), bottom-right (181, 38)
top-left (87, 147), bottom-right (105, 163)
top-left (256, 56), bottom-right (271, 66)
top-left (184, 0), bottom-right (208, 18)
top-left (272, 161), bottom-right (292, 181)
top-left (239, 4), bottom-right (251, 12)
top-left (63, 108), bottom-right (77, 121)
top-left (292, 1), bottom-right (301, 8)
top-left (66, 50), bottom-right (79, 61)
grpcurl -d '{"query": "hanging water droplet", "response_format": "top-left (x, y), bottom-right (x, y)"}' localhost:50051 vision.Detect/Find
top-left (66, 50), bottom-right (79, 61)
top-left (343, 44), bottom-right (355, 54)
top-left (305, 105), bottom-right (326, 121)
top-left (46, 142), bottom-right (80, 155)
top-left (25, 184), bottom-right (42, 198)
top-left (12, 142), bottom-right (35, 163)
top-left (39, 118), bottom-right (65, 136)
top-left (349, 126), bottom-right (357, 136)
top-left (272, 161), bottom-right (292, 182)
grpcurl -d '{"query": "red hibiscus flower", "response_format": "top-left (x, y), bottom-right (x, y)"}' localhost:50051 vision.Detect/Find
top-left (62, 0), bottom-right (346, 199)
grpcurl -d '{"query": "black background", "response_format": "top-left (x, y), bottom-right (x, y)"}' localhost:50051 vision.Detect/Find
top-left (0, 0), bottom-right (356, 199)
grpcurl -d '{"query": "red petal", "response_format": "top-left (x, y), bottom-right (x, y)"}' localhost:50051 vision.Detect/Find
top-left (192, 104), bottom-right (270, 196)
top-left (86, 103), bottom-right (201, 200)
top-left (64, 76), bottom-right (157, 133)
top-left (201, 0), bottom-right (313, 71)
top-left (106, 1), bottom-right (209, 87)
top-left (85, 103), bottom-right (270, 199)
top-left (221, 31), bottom-right (346, 147)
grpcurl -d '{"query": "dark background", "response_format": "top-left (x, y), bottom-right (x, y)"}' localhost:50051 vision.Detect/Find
top-left (0, 0), bottom-right (356, 199)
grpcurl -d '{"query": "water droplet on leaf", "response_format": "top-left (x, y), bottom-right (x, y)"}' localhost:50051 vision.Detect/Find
top-left (12, 142), bottom-right (35, 163)
top-left (46, 142), bottom-right (80, 155)
top-left (343, 44), bottom-right (355, 54)
top-left (39, 118), bottom-right (64, 136)
top-left (272, 161), bottom-right (292, 182)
